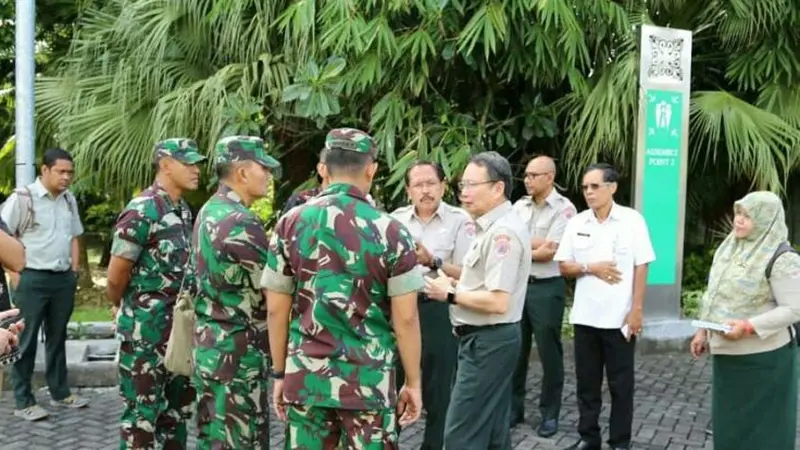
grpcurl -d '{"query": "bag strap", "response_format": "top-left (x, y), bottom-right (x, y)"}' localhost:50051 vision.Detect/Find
top-left (766, 242), bottom-right (798, 279)
top-left (12, 187), bottom-right (34, 238)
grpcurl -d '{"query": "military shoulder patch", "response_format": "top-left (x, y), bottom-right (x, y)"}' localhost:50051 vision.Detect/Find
top-left (563, 205), bottom-right (576, 219)
top-left (493, 234), bottom-right (511, 258)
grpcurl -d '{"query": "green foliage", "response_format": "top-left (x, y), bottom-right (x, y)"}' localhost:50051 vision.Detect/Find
top-left (682, 247), bottom-right (717, 292)
top-left (681, 289), bottom-right (704, 319)
top-left (83, 201), bottom-right (119, 234)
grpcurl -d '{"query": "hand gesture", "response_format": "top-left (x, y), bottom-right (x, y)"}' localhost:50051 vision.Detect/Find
top-left (396, 384), bottom-right (422, 426)
top-left (272, 379), bottom-right (287, 421)
top-left (424, 269), bottom-right (454, 301)
top-left (590, 261), bottom-right (622, 284)
top-left (415, 241), bottom-right (433, 267)
top-left (721, 320), bottom-right (748, 341)
top-left (689, 329), bottom-right (708, 358)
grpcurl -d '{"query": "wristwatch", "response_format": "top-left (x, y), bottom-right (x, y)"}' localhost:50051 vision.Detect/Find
top-left (430, 256), bottom-right (443, 270)
top-left (447, 290), bottom-right (457, 305)
top-left (581, 263), bottom-right (589, 274)
top-left (269, 369), bottom-right (285, 380)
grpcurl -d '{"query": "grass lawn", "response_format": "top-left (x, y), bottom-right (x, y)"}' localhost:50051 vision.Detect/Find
top-left (72, 244), bottom-right (113, 323)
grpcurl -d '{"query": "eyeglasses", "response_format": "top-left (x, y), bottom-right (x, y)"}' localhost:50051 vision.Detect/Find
top-left (457, 180), bottom-right (497, 191)
top-left (581, 182), bottom-right (611, 192)
top-left (524, 172), bottom-right (552, 180)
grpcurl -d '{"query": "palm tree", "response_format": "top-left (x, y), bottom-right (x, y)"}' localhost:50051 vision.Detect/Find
top-left (35, 0), bottom-right (800, 220)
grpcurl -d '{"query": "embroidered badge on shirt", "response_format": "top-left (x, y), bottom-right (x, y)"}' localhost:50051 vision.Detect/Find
top-left (494, 234), bottom-right (511, 258)
top-left (563, 205), bottom-right (576, 219)
top-left (465, 221), bottom-right (476, 237)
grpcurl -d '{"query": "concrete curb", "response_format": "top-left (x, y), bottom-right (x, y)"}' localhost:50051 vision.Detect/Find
top-left (2, 320), bottom-right (693, 391)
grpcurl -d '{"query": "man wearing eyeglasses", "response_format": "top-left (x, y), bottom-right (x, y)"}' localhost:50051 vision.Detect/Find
top-left (554, 163), bottom-right (655, 450)
top-left (390, 160), bottom-right (474, 450)
top-left (510, 155), bottom-right (576, 437)
top-left (424, 151), bottom-right (531, 450)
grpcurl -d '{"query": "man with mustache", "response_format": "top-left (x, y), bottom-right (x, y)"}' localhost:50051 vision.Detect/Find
top-left (390, 160), bottom-right (475, 449)
top-left (106, 138), bottom-right (207, 449)
top-left (510, 155), bottom-right (576, 436)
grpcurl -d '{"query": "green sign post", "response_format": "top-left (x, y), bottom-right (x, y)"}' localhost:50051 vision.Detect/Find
top-left (641, 90), bottom-right (684, 284)
top-left (634, 25), bottom-right (693, 326)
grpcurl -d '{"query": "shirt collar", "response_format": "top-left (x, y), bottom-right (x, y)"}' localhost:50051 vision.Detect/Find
top-left (217, 183), bottom-right (244, 205)
top-left (151, 181), bottom-right (181, 211)
top-left (520, 189), bottom-right (558, 208)
top-left (476, 200), bottom-right (512, 231)
top-left (583, 202), bottom-right (622, 224)
top-left (410, 201), bottom-right (446, 222)
top-left (31, 178), bottom-right (59, 199)
top-left (320, 182), bottom-right (370, 203)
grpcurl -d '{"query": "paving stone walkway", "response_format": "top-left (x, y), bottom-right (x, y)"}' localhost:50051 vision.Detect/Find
top-left (0, 352), bottom-right (757, 449)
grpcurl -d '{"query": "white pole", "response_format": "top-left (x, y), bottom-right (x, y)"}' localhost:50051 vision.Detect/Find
top-left (15, 0), bottom-right (36, 187)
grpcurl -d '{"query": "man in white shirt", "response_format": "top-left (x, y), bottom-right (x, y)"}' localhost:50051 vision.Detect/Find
top-left (554, 163), bottom-right (655, 450)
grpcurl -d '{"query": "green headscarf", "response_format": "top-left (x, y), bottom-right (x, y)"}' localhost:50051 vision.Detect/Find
top-left (699, 191), bottom-right (789, 322)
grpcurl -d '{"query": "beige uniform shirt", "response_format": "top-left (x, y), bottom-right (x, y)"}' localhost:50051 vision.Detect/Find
top-left (1, 178), bottom-right (84, 271)
top-left (390, 201), bottom-right (474, 279)
top-left (451, 201), bottom-right (531, 326)
top-left (513, 190), bottom-right (576, 278)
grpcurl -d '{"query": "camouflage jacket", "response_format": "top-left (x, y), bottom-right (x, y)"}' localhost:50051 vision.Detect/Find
top-left (111, 182), bottom-right (194, 345)
top-left (193, 184), bottom-right (270, 382)
top-left (262, 183), bottom-right (424, 410)
top-left (280, 186), bottom-right (321, 217)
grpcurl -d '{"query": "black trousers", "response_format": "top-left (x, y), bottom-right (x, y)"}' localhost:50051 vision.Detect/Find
top-left (444, 322), bottom-right (520, 450)
top-left (573, 324), bottom-right (635, 448)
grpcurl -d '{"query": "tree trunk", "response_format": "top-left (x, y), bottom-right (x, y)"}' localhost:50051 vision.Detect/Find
top-left (78, 236), bottom-right (94, 289)
top-left (99, 239), bottom-right (112, 268)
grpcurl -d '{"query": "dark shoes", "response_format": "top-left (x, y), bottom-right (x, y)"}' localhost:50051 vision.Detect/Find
top-left (509, 411), bottom-right (524, 428)
top-left (563, 440), bottom-right (601, 450)
top-left (562, 439), bottom-right (631, 450)
top-left (537, 418), bottom-right (558, 438)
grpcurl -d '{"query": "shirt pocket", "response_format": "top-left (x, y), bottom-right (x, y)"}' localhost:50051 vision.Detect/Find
top-left (464, 246), bottom-right (481, 268)
top-left (573, 237), bottom-right (593, 262)
top-left (150, 222), bottom-right (189, 273)
top-left (614, 241), bottom-right (635, 267)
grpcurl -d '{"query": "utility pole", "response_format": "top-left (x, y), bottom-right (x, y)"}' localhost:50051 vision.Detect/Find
top-left (15, 0), bottom-right (36, 187)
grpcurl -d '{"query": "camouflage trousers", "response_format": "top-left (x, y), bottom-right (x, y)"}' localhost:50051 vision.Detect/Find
top-left (195, 375), bottom-right (269, 449)
top-left (118, 340), bottom-right (195, 450)
top-left (284, 405), bottom-right (398, 449)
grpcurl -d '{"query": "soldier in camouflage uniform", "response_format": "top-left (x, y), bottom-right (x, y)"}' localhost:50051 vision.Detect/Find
top-left (106, 138), bottom-right (206, 449)
top-left (262, 128), bottom-right (424, 449)
top-left (193, 135), bottom-right (281, 450)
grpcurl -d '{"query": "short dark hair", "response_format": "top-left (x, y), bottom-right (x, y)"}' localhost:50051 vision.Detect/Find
top-left (469, 151), bottom-right (512, 199)
top-left (215, 160), bottom-right (255, 181)
top-left (42, 148), bottom-right (73, 168)
top-left (405, 161), bottom-right (445, 185)
top-left (583, 163), bottom-right (620, 183)
top-left (322, 148), bottom-right (375, 177)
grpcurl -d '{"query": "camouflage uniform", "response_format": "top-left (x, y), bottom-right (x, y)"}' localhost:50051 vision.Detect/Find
top-left (280, 186), bottom-right (322, 216)
top-left (112, 139), bottom-right (206, 449)
top-left (261, 128), bottom-right (424, 449)
top-left (192, 136), bottom-right (281, 450)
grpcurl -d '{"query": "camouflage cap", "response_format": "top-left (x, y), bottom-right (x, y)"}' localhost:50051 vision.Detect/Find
top-left (214, 135), bottom-right (282, 179)
top-left (153, 138), bottom-right (207, 164)
top-left (324, 128), bottom-right (377, 155)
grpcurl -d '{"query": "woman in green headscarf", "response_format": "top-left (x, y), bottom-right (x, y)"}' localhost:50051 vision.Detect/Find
top-left (690, 191), bottom-right (800, 450)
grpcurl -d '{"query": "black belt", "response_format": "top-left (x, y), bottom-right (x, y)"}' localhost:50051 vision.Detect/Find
top-left (25, 268), bottom-right (70, 275)
top-left (453, 322), bottom-right (516, 337)
top-left (528, 275), bottom-right (562, 284)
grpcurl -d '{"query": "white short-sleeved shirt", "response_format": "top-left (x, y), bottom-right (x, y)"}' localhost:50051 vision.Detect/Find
top-left (553, 203), bottom-right (655, 329)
